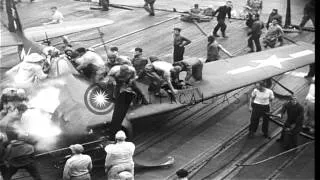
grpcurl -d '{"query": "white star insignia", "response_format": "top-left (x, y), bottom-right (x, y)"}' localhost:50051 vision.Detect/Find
top-left (251, 55), bottom-right (293, 69)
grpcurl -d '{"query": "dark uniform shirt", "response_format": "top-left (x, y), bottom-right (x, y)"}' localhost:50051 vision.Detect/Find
top-left (251, 20), bottom-right (264, 36)
top-left (281, 102), bottom-right (304, 132)
top-left (4, 140), bottom-right (35, 167)
top-left (173, 35), bottom-right (191, 47)
top-left (212, 5), bottom-right (231, 20)
top-left (267, 13), bottom-right (282, 26)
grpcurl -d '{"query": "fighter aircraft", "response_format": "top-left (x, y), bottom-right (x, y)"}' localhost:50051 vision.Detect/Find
top-left (0, 0), bottom-right (314, 154)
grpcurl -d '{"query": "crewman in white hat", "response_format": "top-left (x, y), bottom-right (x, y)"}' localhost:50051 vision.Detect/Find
top-left (104, 130), bottom-right (135, 180)
top-left (6, 53), bottom-right (48, 85)
top-left (63, 144), bottom-right (93, 180)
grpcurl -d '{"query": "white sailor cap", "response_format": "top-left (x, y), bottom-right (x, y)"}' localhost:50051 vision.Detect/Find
top-left (115, 130), bottom-right (127, 140)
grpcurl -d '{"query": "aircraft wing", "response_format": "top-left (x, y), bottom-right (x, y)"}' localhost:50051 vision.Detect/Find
top-left (127, 41), bottom-right (315, 119)
top-left (23, 18), bottom-right (114, 42)
top-left (0, 24), bottom-right (23, 47)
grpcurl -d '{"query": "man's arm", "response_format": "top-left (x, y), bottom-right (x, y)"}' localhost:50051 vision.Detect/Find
top-left (181, 36), bottom-right (191, 47)
top-left (212, 7), bottom-right (220, 16)
top-left (88, 157), bottom-right (93, 171)
top-left (248, 89), bottom-right (256, 111)
top-left (227, 7), bottom-right (232, 19)
top-left (63, 161), bottom-right (71, 180)
top-left (163, 72), bottom-right (178, 94)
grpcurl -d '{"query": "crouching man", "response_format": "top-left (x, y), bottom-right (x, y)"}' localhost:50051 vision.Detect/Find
top-left (144, 56), bottom-right (178, 97)
top-left (105, 130), bottom-right (135, 180)
top-left (171, 58), bottom-right (203, 88)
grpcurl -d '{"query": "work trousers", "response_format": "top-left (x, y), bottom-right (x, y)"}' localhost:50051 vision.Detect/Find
top-left (249, 103), bottom-right (270, 135)
top-left (279, 123), bottom-right (301, 149)
top-left (109, 92), bottom-right (135, 137)
top-left (173, 45), bottom-right (185, 62)
top-left (213, 19), bottom-right (227, 35)
top-left (3, 163), bottom-right (42, 180)
top-left (143, 0), bottom-right (155, 15)
top-left (248, 34), bottom-right (261, 52)
top-left (299, 13), bottom-right (315, 28)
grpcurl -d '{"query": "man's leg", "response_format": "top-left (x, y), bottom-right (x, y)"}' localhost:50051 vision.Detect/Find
top-left (149, 2), bottom-right (155, 16)
top-left (249, 107), bottom-right (260, 136)
top-left (143, 2), bottom-right (152, 14)
top-left (213, 20), bottom-right (221, 37)
top-left (254, 35), bottom-right (262, 52)
top-left (109, 92), bottom-right (135, 138)
top-left (262, 107), bottom-right (270, 138)
top-left (278, 36), bottom-right (284, 46)
top-left (220, 20), bottom-right (228, 38)
top-left (24, 163), bottom-right (42, 180)
top-left (248, 36), bottom-right (254, 52)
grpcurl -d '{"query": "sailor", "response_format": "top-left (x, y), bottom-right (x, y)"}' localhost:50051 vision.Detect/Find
top-left (107, 64), bottom-right (137, 99)
top-left (171, 58), bottom-right (203, 87)
top-left (298, 0), bottom-right (315, 32)
top-left (206, 35), bottom-right (233, 62)
top-left (173, 27), bottom-right (191, 62)
top-left (143, 0), bottom-right (156, 16)
top-left (110, 47), bottom-right (119, 56)
top-left (63, 144), bottom-right (92, 180)
top-left (106, 52), bottom-right (132, 69)
top-left (266, 9), bottom-right (282, 29)
top-left (2, 134), bottom-right (42, 180)
top-left (131, 47), bottom-right (148, 79)
top-left (246, 0), bottom-right (262, 15)
top-left (276, 96), bottom-right (304, 149)
top-left (303, 77), bottom-right (314, 134)
top-left (145, 56), bottom-right (178, 96)
top-left (248, 81), bottom-right (274, 138)
top-left (104, 130), bottom-right (135, 180)
top-left (106, 65), bottom-right (148, 137)
top-left (190, 4), bottom-right (201, 14)
top-left (263, 19), bottom-right (283, 48)
top-left (212, 1), bottom-right (233, 38)
top-left (43, 6), bottom-right (64, 25)
top-left (176, 169), bottom-right (189, 180)
top-left (5, 53), bottom-right (48, 85)
top-left (74, 47), bottom-right (106, 82)
top-left (247, 14), bottom-right (264, 52)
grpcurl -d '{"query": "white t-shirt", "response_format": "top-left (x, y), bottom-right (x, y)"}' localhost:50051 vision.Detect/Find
top-left (76, 51), bottom-right (105, 69)
top-left (52, 10), bottom-right (64, 23)
top-left (104, 142), bottom-right (135, 167)
top-left (251, 88), bottom-right (274, 105)
top-left (152, 61), bottom-right (173, 80)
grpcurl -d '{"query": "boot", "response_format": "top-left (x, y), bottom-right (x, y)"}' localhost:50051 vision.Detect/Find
top-left (222, 32), bottom-right (228, 38)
